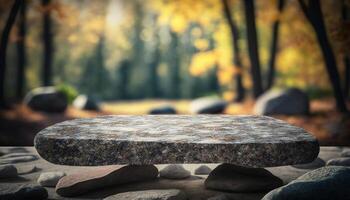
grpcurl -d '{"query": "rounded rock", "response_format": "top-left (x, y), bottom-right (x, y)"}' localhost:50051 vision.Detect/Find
top-left (160, 164), bottom-right (191, 179)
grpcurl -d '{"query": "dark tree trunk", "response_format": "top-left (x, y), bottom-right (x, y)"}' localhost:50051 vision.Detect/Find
top-left (266, 0), bottom-right (285, 90)
top-left (149, 46), bottom-right (160, 98)
top-left (16, 0), bottom-right (27, 100)
top-left (169, 31), bottom-right (180, 99)
top-left (343, 1), bottom-right (350, 99)
top-left (0, 0), bottom-right (22, 107)
top-left (243, 0), bottom-right (263, 98)
top-left (42, 0), bottom-right (53, 86)
top-left (222, 0), bottom-right (245, 102)
top-left (345, 57), bottom-right (350, 99)
top-left (299, 0), bottom-right (348, 112)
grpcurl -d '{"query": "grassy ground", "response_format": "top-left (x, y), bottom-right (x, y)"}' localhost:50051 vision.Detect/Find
top-left (0, 98), bottom-right (349, 146)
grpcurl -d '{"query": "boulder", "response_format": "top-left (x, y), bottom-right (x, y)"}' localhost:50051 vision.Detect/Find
top-left (190, 97), bottom-right (227, 114)
top-left (24, 87), bottom-right (68, 113)
top-left (56, 165), bottom-right (158, 197)
top-left (0, 165), bottom-right (17, 179)
top-left (17, 165), bottom-right (38, 175)
top-left (0, 183), bottom-right (48, 200)
top-left (194, 165), bottom-right (212, 175)
top-left (160, 164), bottom-right (191, 179)
top-left (205, 164), bottom-right (283, 192)
top-left (254, 88), bottom-right (309, 115)
top-left (149, 106), bottom-right (176, 114)
top-left (103, 189), bottom-right (187, 200)
top-left (0, 153), bottom-right (38, 164)
top-left (262, 166), bottom-right (350, 200)
top-left (326, 157), bottom-right (350, 166)
top-left (38, 171), bottom-right (66, 187)
top-left (73, 95), bottom-right (100, 111)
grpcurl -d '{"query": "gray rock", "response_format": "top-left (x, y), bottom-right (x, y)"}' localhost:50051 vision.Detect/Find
top-left (0, 183), bottom-right (48, 200)
top-left (326, 157), bottom-right (350, 166)
top-left (190, 97), bottom-right (227, 114)
top-left (24, 87), bottom-right (68, 113)
top-left (254, 88), bottom-right (309, 115)
top-left (17, 165), bottom-right (38, 175)
top-left (38, 171), bottom-right (66, 187)
top-left (205, 164), bottom-right (283, 192)
top-left (194, 165), bottom-right (212, 175)
top-left (262, 166), bottom-right (350, 200)
top-left (149, 106), bottom-right (176, 114)
top-left (34, 115), bottom-right (319, 167)
top-left (103, 189), bottom-right (187, 200)
top-left (0, 153), bottom-right (38, 164)
top-left (0, 165), bottom-right (17, 178)
top-left (292, 157), bottom-right (325, 169)
top-left (56, 165), bottom-right (158, 197)
top-left (341, 150), bottom-right (350, 157)
top-left (160, 164), bottom-right (191, 179)
top-left (73, 95), bottom-right (100, 111)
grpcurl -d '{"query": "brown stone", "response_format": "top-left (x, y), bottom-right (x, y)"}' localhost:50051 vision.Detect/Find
top-left (56, 165), bottom-right (158, 197)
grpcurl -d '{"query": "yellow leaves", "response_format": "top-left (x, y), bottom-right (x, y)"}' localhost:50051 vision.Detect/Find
top-left (194, 39), bottom-right (209, 51)
top-left (223, 91), bottom-right (235, 101)
top-left (170, 14), bottom-right (187, 33)
top-left (217, 67), bottom-right (234, 85)
top-left (189, 51), bottom-right (217, 76)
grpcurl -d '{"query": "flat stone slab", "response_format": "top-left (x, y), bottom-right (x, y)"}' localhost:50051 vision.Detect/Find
top-left (34, 115), bottom-right (319, 167)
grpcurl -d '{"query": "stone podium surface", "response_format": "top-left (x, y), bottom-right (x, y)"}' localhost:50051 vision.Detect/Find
top-left (34, 115), bottom-right (319, 167)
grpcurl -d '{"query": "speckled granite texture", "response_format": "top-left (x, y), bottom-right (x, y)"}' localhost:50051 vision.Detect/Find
top-left (34, 115), bottom-right (319, 167)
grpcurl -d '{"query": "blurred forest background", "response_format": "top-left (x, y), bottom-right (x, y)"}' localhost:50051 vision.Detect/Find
top-left (0, 0), bottom-right (349, 145)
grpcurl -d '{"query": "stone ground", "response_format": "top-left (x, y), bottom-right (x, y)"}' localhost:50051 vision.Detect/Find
top-left (0, 146), bottom-right (349, 200)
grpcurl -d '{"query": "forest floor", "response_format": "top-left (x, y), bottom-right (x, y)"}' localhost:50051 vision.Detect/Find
top-left (0, 98), bottom-right (349, 146)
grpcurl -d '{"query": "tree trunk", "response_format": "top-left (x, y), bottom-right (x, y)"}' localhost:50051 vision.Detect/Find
top-left (149, 46), bottom-right (160, 98)
top-left (169, 31), bottom-right (180, 99)
top-left (243, 0), bottom-right (263, 98)
top-left (299, 0), bottom-right (348, 112)
top-left (16, 0), bottom-right (27, 100)
top-left (0, 0), bottom-right (22, 107)
top-left (343, 1), bottom-right (350, 99)
top-left (222, 0), bottom-right (245, 102)
top-left (266, 0), bottom-right (285, 90)
top-left (345, 57), bottom-right (350, 99)
top-left (42, 0), bottom-right (53, 86)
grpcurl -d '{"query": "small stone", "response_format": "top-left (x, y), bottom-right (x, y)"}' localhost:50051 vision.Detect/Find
top-left (56, 165), bottom-right (158, 197)
top-left (292, 157), bottom-right (325, 169)
top-left (73, 95), bottom-right (100, 111)
top-left (24, 86), bottom-right (68, 113)
top-left (17, 165), bottom-right (38, 175)
top-left (326, 157), bottom-right (350, 166)
top-left (149, 106), bottom-right (176, 114)
top-left (190, 97), bottom-right (227, 114)
top-left (0, 165), bottom-right (17, 178)
top-left (0, 153), bottom-right (38, 164)
top-left (205, 164), bottom-right (283, 192)
top-left (254, 88), bottom-right (309, 115)
top-left (194, 165), bottom-right (212, 175)
top-left (103, 189), bottom-right (187, 200)
top-left (341, 150), bottom-right (350, 157)
top-left (0, 183), bottom-right (48, 200)
top-left (38, 171), bottom-right (66, 187)
top-left (160, 164), bottom-right (191, 179)
top-left (262, 166), bottom-right (350, 200)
